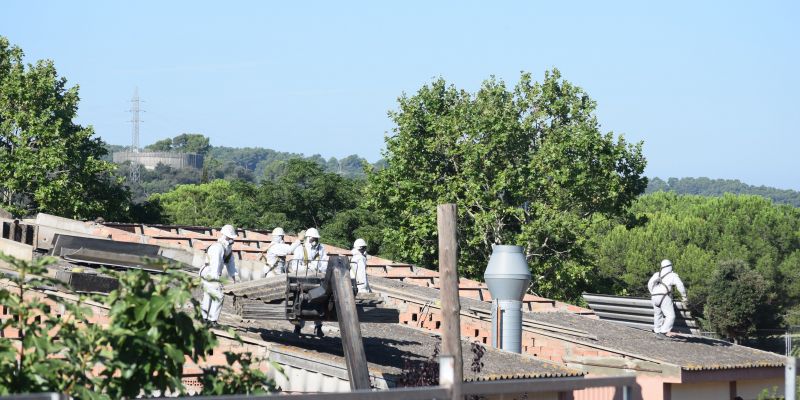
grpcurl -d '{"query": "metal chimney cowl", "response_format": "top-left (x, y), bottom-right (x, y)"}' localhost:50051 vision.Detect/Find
top-left (484, 245), bottom-right (531, 354)
top-left (484, 245), bottom-right (531, 301)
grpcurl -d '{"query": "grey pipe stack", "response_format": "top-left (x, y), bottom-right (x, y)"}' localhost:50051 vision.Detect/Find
top-left (484, 245), bottom-right (531, 353)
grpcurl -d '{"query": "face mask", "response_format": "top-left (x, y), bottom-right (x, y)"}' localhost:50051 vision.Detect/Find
top-left (309, 239), bottom-right (318, 246)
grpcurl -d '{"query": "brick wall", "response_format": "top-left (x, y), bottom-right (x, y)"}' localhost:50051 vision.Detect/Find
top-left (391, 296), bottom-right (619, 364)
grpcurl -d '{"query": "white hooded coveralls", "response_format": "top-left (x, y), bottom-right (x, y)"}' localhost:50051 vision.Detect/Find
top-left (291, 241), bottom-right (328, 273)
top-left (289, 240), bottom-right (327, 331)
top-left (350, 248), bottom-right (371, 293)
top-left (647, 264), bottom-right (687, 334)
top-left (200, 238), bottom-right (238, 322)
top-left (264, 236), bottom-right (293, 277)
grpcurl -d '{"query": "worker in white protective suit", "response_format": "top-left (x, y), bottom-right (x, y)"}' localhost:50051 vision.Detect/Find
top-left (648, 259), bottom-right (687, 339)
top-left (291, 228), bottom-right (328, 273)
top-left (200, 224), bottom-right (239, 327)
top-left (350, 238), bottom-right (371, 293)
top-left (290, 227), bottom-right (327, 336)
top-left (262, 227), bottom-right (293, 277)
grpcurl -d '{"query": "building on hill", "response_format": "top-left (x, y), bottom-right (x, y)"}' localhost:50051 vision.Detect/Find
top-left (112, 150), bottom-right (203, 170)
top-left (1, 213), bottom-right (789, 399)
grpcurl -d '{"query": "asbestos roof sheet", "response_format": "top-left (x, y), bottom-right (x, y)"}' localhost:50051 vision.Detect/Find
top-left (533, 311), bottom-right (786, 370)
top-left (370, 276), bottom-right (785, 372)
top-left (219, 313), bottom-right (582, 382)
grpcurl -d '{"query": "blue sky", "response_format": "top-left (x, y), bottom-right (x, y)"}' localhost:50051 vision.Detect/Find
top-left (2, 1), bottom-right (798, 189)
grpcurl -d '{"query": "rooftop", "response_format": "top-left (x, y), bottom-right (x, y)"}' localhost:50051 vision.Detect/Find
top-left (218, 314), bottom-right (581, 383)
top-left (1, 213), bottom-right (786, 380)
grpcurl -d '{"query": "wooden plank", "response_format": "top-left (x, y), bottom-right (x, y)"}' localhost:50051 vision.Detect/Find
top-left (330, 255), bottom-right (371, 390)
top-left (437, 203), bottom-right (462, 400)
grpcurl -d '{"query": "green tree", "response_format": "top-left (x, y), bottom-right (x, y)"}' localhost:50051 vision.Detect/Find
top-left (320, 207), bottom-right (386, 255)
top-left (0, 253), bottom-right (277, 398)
top-left (703, 260), bottom-right (772, 343)
top-left (144, 138), bottom-right (173, 152)
top-left (588, 192), bottom-right (800, 334)
top-left (152, 159), bottom-right (363, 235)
top-left (172, 133), bottom-right (210, 155)
top-left (259, 159), bottom-right (359, 232)
top-left (366, 70), bottom-right (647, 300)
top-left (0, 36), bottom-right (129, 219)
top-left (151, 179), bottom-right (259, 227)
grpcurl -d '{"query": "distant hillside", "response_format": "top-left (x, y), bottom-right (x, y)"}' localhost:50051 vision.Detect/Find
top-left (646, 177), bottom-right (800, 207)
top-left (105, 139), bottom-right (377, 180)
top-left (206, 146), bottom-right (371, 180)
top-left (104, 135), bottom-right (380, 203)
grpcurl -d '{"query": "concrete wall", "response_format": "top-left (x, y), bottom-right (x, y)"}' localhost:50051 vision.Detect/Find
top-left (672, 381), bottom-right (727, 400)
top-left (113, 151), bottom-right (203, 170)
top-left (0, 238), bottom-right (33, 263)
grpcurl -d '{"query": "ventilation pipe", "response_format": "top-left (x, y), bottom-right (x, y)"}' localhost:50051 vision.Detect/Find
top-left (484, 245), bottom-right (531, 353)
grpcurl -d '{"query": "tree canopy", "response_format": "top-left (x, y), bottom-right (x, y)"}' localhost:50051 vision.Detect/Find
top-left (366, 70), bottom-right (647, 300)
top-left (144, 133), bottom-right (210, 155)
top-left (647, 177), bottom-right (800, 208)
top-left (0, 36), bottom-right (128, 219)
top-left (151, 159), bottom-right (363, 238)
top-left (701, 260), bottom-right (772, 343)
top-left (589, 191), bottom-right (800, 335)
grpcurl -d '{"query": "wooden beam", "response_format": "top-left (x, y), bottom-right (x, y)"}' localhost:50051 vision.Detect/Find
top-left (437, 203), bottom-right (462, 400)
top-left (330, 255), bottom-right (371, 390)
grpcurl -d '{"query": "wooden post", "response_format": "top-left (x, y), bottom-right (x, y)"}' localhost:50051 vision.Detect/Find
top-left (330, 255), bottom-right (371, 390)
top-left (438, 204), bottom-right (462, 400)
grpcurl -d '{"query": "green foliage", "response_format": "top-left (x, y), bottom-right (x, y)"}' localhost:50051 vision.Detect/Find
top-left (259, 159), bottom-right (359, 232)
top-left (172, 133), bottom-right (210, 155)
top-left (151, 159), bottom-right (362, 235)
top-left (150, 180), bottom-right (257, 227)
top-left (589, 192), bottom-right (800, 336)
top-left (0, 253), bottom-right (278, 397)
top-left (0, 36), bottom-right (129, 219)
top-left (647, 177), bottom-right (800, 208)
top-left (0, 254), bottom-right (106, 397)
top-left (757, 385), bottom-right (784, 400)
top-left (145, 138), bottom-right (174, 152)
top-left (116, 136), bottom-right (374, 208)
top-left (366, 69), bottom-right (647, 300)
top-left (100, 267), bottom-right (217, 397)
top-left (206, 146), bottom-right (370, 181)
top-left (200, 352), bottom-right (279, 396)
top-left (144, 134), bottom-right (210, 155)
top-left (320, 207), bottom-right (385, 254)
top-left (702, 260), bottom-right (772, 343)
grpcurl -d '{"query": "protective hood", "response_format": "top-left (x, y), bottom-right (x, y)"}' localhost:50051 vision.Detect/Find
top-left (217, 236), bottom-right (232, 253)
top-left (351, 248), bottom-right (365, 257)
top-left (660, 264), bottom-right (673, 275)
